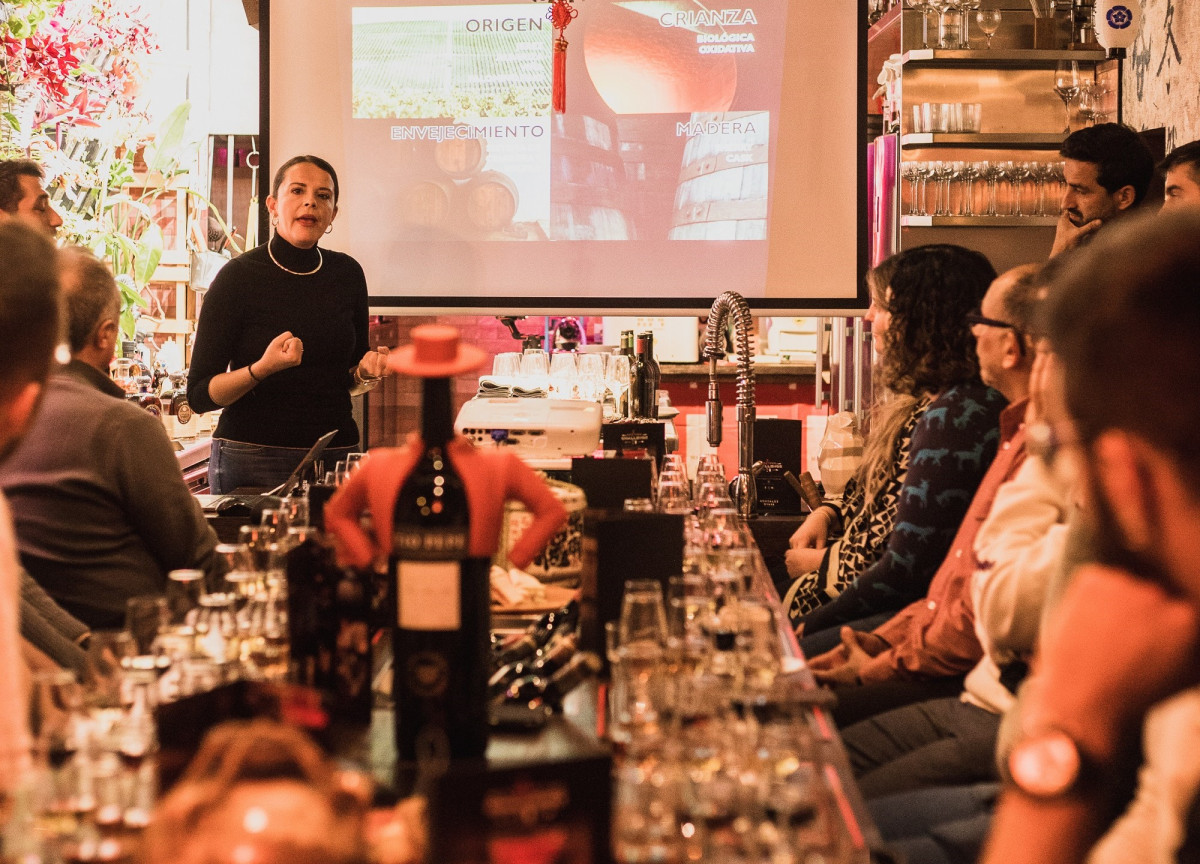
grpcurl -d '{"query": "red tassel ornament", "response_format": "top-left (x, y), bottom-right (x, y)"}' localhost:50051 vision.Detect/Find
top-left (546, 0), bottom-right (578, 113)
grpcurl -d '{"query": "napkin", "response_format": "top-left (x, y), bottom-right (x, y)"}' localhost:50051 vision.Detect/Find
top-left (489, 565), bottom-right (547, 607)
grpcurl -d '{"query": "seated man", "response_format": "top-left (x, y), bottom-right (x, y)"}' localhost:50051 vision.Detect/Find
top-left (1160, 140), bottom-right (1200, 211)
top-left (0, 247), bottom-right (217, 629)
top-left (0, 221), bottom-right (63, 796)
top-left (982, 210), bottom-right (1200, 864)
top-left (805, 264), bottom-right (1041, 727)
top-left (1050, 123), bottom-right (1154, 257)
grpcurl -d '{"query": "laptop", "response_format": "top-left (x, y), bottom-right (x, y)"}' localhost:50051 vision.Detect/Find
top-left (197, 429), bottom-right (339, 516)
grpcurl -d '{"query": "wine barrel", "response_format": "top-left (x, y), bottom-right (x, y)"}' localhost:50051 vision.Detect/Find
top-left (399, 177), bottom-right (456, 229)
top-left (461, 170), bottom-right (518, 234)
top-left (669, 111), bottom-right (770, 241)
top-left (434, 135), bottom-right (488, 179)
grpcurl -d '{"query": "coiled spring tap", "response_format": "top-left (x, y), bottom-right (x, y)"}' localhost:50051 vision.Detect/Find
top-left (702, 291), bottom-right (757, 519)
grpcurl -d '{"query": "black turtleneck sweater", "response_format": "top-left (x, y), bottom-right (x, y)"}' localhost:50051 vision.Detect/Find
top-left (188, 235), bottom-right (370, 448)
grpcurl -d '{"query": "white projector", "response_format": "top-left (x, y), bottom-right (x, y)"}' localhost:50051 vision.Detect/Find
top-left (455, 398), bottom-right (602, 463)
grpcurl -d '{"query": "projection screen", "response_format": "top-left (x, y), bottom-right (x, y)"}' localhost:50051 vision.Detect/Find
top-left (262, 0), bottom-right (867, 313)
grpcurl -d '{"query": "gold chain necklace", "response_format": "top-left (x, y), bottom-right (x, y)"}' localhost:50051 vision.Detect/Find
top-left (268, 241), bottom-right (323, 276)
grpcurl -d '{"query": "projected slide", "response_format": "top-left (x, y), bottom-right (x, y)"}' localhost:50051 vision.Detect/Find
top-left (270, 0), bottom-right (861, 307)
top-left (347, 0), bottom-right (780, 248)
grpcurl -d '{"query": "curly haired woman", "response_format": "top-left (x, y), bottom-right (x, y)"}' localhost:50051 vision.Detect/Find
top-left (784, 244), bottom-right (1006, 642)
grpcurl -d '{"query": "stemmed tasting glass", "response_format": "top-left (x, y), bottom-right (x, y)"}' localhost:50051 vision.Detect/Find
top-left (959, 161), bottom-right (979, 216)
top-left (1054, 61), bottom-right (1080, 136)
top-left (1032, 162), bottom-right (1056, 216)
top-left (1076, 80), bottom-right (1098, 127)
top-left (959, 0), bottom-right (981, 47)
top-left (905, 0), bottom-right (936, 50)
top-left (29, 669), bottom-right (91, 825)
top-left (604, 353), bottom-right (631, 420)
top-left (1008, 162), bottom-right (1033, 217)
top-left (901, 162), bottom-right (923, 216)
top-left (933, 161), bottom-right (954, 216)
top-left (976, 9), bottom-right (1001, 48)
top-left (982, 161), bottom-right (1004, 216)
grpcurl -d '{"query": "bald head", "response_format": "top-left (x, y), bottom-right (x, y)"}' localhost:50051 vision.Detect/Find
top-left (58, 247), bottom-right (121, 372)
top-left (972, 263), bottom-right (1042, 401)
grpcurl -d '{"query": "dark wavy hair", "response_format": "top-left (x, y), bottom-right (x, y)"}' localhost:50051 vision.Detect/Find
top-left (873, 243), bottom-right (996, 396)
top-left (1060, 123), bottom-right (1155, 206)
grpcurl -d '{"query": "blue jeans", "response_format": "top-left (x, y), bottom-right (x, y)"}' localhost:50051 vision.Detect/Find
top-left (209, 438), bottom-right (357, 494)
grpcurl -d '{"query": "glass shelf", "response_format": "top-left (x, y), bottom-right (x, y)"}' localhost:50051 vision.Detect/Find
top-left (901, 133), bottom-right (1067, 148)
top-left (901, 215), bottom-right (1059, 227)
top-left (901, 48), bottom-right (1107, 67)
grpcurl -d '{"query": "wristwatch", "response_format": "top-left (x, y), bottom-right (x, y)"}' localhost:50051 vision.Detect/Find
top-left (1007, 728), bottom-right (1083, 798)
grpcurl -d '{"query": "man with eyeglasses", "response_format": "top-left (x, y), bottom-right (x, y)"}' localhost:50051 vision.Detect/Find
top-left (805, 264), bottom-right (1042, 732)
top-left (982, 210), bottom-right (1200, 863)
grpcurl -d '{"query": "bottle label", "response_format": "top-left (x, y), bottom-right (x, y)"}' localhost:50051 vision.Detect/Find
top-left (397, 560), bottom-right (461, 630)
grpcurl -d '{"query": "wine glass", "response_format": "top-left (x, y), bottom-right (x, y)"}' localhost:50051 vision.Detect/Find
top-left (901, 162), bottom-right (923, 216)
top-left (1054, 61), bottom-right (1080, 136)
top-left (976, 9), bottom-right (1001, 48)
top-left (1076, 79), bottom-right (1098, 127)
top-left (905, 0), bottom-right (936, 50)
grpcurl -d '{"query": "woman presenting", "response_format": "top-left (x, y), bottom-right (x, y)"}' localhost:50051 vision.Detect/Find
top-left (189, 155), bottom-right (390, 494)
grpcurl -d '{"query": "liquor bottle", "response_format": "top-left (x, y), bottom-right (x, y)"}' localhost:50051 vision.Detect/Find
top-left (491, 599), bottom-right (579, 669)
top-left (331, 565), bottom-right (373, 723)
top-left (620, 330), bottom-right (637, 419)
top-left (390, 374), bottom-right (492, 762)
top-left (136, 376), bottom-right (162, 417)
top-left (487, 632), bottom-right (578, 700)
top-left (634, 331), bottom-right (660, 420)
top-left (494, 651), bottom-right (603, 710)
top-left (285, 526), bottom-right (338, 688)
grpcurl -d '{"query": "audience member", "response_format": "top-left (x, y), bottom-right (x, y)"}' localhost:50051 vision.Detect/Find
top-left (0, 247), bottom-right (217, 629)
top-left (785, 245), bottom-right (1005, 639)
top-left (835, 328), bottom-right (1078, 803)
top-left (805, 264), bottom-right (1041, 727)
top-left (0, 221), bottom-right (62, 798)
top-left (1160, 139), bottom-right (1200, 211)
top-left (982, 209), bottom-right (1200, 863)
top-left (1050, 122), bottom-right (1155, 256)
top-left (0, 159), bottom-right (63, 237)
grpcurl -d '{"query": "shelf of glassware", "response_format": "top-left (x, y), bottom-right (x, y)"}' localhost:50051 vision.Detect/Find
top-left (901, 48), bottom-right (1107, 66)
top-left (901, 132), bottom-right (1067, 148)
top-left (901, 215), bottom-right (1058, 227)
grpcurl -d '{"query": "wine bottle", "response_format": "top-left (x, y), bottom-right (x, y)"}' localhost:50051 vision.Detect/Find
top-left (495, 651), bottom-right (603, 710)
top-left (390, 375), bottom-right (491, 762)
top-left (285, 526), bottom-right (338, 689)
top-left (635, 331), bottom-right (660, 420)
top-left (332, 566), bottom-right (373, 723)
top-left (491, 599), bottom-right (579, 669)
top-left (487, 632), bottom-right (579, 700)
top-left (620, 330), bottom-right (637, 419)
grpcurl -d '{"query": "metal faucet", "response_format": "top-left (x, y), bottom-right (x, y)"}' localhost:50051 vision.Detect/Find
top-left (703, 291), bottom-right (757, 519)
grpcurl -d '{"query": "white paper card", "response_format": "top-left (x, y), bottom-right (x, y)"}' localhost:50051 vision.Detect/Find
top-left (397, 560), bottom-right (461, 631)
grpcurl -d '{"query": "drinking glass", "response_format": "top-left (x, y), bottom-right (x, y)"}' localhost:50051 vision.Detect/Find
top-left (492, 351), bottom-right (521, 378)
top-left (618, 579), bottom-right (668, 647)
top-left (576, 352), bottom-right (605, 402)
top-left (165, 568), bottom-right (204, 630)
top-left (655, 479), bottom-right (692, 514)
top-left (259, 507), bottom-right (289, 543)
top-left (519, 348), bottom-right (549, 385)
top-left (281, 495), bottom-right (310, 530)
top-left (959, 161), bottom-right (980, 216)
top-left (617, 579), bottom-right (668, 732)
top-left (935, 0), bottom-right (963, 50)
top-left (1077, 79), bottom-right (1098, 127)
top-left (623, 497), bottom-right (654, 512)
top-left (906, 0), bottom-right (936, 49)
top-left (981, 161), bottom-right (1003, 216)
top-left (84, 631), bottom-right (135, 710)
top-left (933, 161), bottom-right (953, 216)
top-left (961, 102), bottom-right (982, 133)
top-left (902, 162), bottom-right (923, 215)
top-left (124, 595), bottom-right (168, 666)
top-left (1054, 61), bottom-right (1080, 135)
top-left (604, 353), bottom-right (631, 420)
top-left (976, 8), bottom-right (1001, 47)
top-left (29, 669), bottom-right (90, 820)
top-left (548, 351), bottom-right (578, 398)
